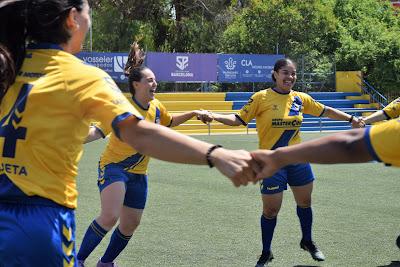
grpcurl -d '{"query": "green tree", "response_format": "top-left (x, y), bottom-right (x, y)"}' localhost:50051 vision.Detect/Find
top-left (333, 0), bottom-right (400, 92)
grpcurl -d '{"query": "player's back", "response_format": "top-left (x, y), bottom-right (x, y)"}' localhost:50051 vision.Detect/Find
top-left (0, 44), bottom-right (112, 208)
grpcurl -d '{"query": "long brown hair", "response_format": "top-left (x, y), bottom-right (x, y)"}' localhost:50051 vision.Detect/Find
top-left (0, 44), bottom-right (15, 102)
top-left (0, 0), bottom-right (85, 104)
top-left (124, 42), bottom-right (147, 96)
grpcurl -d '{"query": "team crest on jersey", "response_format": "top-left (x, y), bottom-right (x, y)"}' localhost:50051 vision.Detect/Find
top-left (288, 96), bottom-right (302, 116)
top-left (155, 108), bottom-right (161, 124)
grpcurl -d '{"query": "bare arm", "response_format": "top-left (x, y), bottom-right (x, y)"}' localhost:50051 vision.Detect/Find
top-left (322, 106), bottom-right (361, 128)
top-left (211, 113), bottom-right (244, 126)
top-left (251, 129), bottom-right (373, 179)
top-left (84, 126), bottom-right (105, 144)
top-left (170, 110), bottom-right (212, 127)
top-left (118, 116), bottom-right (259, 186)
top-left (322, 106), bottom-right (352, 121)
top-left (362, 110), bottom-right (387, 125)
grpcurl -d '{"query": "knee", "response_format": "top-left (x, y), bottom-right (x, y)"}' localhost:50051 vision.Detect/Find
top-left (97, 212), bottom-right (119, 229)
top-left (297, 199), bottom-right (312, 208)
top-left (262, 207), bottom-right (280, 218)
top-left (119, 217), bottom-right (141, 235)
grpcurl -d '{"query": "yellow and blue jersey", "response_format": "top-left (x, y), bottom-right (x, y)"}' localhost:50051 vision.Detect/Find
top-left (99, 98), bottom-right (173, 174)
top-left (0, 43), bottom-right (142, 209)
top-left (364, 119), bottom-right (400, 167)
top-left (382, 97), bottom-right (400, 119)
top-left (237, 88), bottom-right (325, 149)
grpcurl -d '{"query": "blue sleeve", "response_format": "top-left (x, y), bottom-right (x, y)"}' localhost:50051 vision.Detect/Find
top-left (363, 127), bottom-right (382, 162)
top-left (111, 112), bottom-right (143, 140)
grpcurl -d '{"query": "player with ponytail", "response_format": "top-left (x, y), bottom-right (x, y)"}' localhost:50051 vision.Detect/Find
top-left (78, 42), bottom-right (214, 267)
top-left (0, 1), bottom-right (257, 266)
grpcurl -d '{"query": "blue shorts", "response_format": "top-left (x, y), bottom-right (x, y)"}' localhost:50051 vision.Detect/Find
top-left (0, 198), bottom-right (76, 266)
top-left (260, 163), bottom-right (314, 195)
top-left (98, 164), bottom-right (148, 209)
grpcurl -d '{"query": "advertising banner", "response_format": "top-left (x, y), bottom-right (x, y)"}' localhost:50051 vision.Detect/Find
top-left (146, 52), bottom-right (218, 82)
top-left (77, 52), bottom-right (284, 83)
top-left (218, 54), bottom-right (284, 82)
top-left (77, 52), bottom-right (129, 83)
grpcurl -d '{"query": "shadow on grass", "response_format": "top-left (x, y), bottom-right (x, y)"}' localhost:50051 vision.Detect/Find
top-left (377, 261), bottom-right (400, 267)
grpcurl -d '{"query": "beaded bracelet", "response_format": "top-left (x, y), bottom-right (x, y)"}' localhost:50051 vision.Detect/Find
top-left (206, 145), bottom-right (223, 168)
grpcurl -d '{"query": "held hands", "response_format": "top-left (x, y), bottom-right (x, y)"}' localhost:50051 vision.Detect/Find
top-left (195, 110), bottom-right (213, 124)
top-left (209, 148), bottom-right (286, 187)
top-left (250, 150), bottom-right (281, 180)
top-left (209, 147), bottom-right (261, 187)
top-left (351, 116), bottom-right (365, 128)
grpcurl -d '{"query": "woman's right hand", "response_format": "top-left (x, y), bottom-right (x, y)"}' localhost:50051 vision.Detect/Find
top-left (352, 117), bottom-right (366, 128)
top-left (196, 110), bottom-right (213, 124)
top-left (250, 150), bottom-right (281, 180)
top-left (209, 148), bottom-right (260, 187)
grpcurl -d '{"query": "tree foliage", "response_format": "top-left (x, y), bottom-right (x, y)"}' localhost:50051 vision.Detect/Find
top-left (88, 0), bottom-right (400, 92)
top-left (333, 0), bottom-right (400, 91)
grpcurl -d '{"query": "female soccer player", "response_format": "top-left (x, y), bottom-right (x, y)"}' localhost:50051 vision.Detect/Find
top-left (209, 58), bottom-right (360, 266)
top-left (77, 43), bottom-right (214, 267)
top-left (251, 119), bottom-right (400, 251)
top-left (0, 1), bottom-right (257, 266)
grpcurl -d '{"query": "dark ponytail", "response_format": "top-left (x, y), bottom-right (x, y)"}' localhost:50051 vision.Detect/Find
top-left (0, 0), bottom-right (27, 76)
top-left (27, 0), bottom-right (84, 44)
top-left (0, 0), bottom-right (25, 104)
top-left (0, 0), bottom-right (85, 104)
top-left (124, 42), bottom-right (147, 96)
top-left (0, 45), bottom-right (16, 103)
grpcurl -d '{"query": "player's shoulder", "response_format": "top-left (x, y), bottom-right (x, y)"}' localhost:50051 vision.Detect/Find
top-left (150, 98), bottom-right (162, 106)
top-left (252, 88), bottom-right (270, 99)
top-left (291, 90), bottom-right (309, 98)
top-left (378, 118), bottom-right (400, 130)
top-left (59, 51), bottom-right (110, 82)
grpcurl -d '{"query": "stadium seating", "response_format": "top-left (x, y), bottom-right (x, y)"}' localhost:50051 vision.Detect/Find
top-left (124, 92), bottom-right (379, 134)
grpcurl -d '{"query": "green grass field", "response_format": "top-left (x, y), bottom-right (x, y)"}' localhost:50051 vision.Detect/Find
top-left (76, 133), bottom-right (399, 267)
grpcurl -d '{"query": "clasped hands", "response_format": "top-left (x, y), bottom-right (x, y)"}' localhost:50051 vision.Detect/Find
top-left (193, 110), bottom-right (280, 187)
top-left (209, 147), bottom-right (282, 187)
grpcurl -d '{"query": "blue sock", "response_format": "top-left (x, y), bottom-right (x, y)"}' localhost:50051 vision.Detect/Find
top-left (260, 214), bottom-right (277, 253)
top-left (77, 220), bottom-right (108, 261)
top-left (101, 226), bottom-right (132, 263)
top-left (297, 206), bottom-right (313, 241)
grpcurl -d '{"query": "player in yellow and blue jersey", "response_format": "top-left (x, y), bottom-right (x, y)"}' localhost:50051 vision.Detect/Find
top-left (77, 43), bottom-right (213, 267)
top-left (210, 58), bottom-right (360, 266)
top-left (251, 118), bottom-right (400, 251)
top-left (357, 97), bottom-right (400, 127)
top-left (0, 1), bottom-right (258, 266)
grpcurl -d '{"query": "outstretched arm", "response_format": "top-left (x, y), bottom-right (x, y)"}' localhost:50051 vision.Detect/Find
top-left (118, 116), bottom-right (259, 187)
top-left (361, 110), bottom-right (387, 125)
top-left (322, 106), bottom-right (361, 128)
top-left (211, 113), bottom-right (243, 126)
top-left (170, 110), bottom-right (212, 127)
top-left (251, 129), bottom-right (373, 179)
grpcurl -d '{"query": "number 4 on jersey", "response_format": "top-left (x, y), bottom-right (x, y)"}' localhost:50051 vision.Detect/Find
top-left (0, 84), bottom-right (32, 158)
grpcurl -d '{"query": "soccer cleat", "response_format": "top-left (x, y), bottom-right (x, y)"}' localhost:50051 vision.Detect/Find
top-left (96, 260), bottom-right (118, 267)
top-left (77, 260), bottom-right (85, 267)
top-left (396, 235), bottom-right (400, 249)
top-left (255, 250), bottom-right (274, 267)
top-left (300, 239), bottom-right (325, 261)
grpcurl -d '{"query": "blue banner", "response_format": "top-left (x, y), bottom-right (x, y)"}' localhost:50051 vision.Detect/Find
top-left (77, 52), bottom-right (129, 83)
top-left (217, 54), bottom-right (284, 82)
top-left (77, 52), bottom-right (285, 83)
top-left (146, 52), bottom-right (218, 82)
